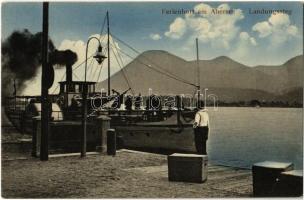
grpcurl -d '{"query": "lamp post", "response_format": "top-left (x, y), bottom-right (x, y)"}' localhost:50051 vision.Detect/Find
top-left (81, 37), bottom-right (107, 158)
top-left (204, 88), bottom-right (208, 109)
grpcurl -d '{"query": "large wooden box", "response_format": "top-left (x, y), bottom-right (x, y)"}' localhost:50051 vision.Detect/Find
top-left (168, 153), bottom-right (208, 183)
top-left (252, 161), bottom-right (294, 197)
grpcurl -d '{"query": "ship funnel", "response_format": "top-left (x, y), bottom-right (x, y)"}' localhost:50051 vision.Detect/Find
top-left (66, 64), bottom-right (72, 83)
top-left (49, 49), bottom-right (78, 83)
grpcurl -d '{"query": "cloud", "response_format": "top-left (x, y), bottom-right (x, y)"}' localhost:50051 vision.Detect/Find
top-left (164, 17), bottom-right (187, 39)
top-left (149, 33), bottom-right (162, 40)
top-left (164, 3), bottom-right (245, 49)
top-left (22, 34), bottom-right (127, 95)
top-left (252, 13), bottom-right (299, 45)
top-left (239, 32), bottom-right (257, 46)
top-left (252, 22), bottom-right (272, 37)
top-left (269, 13), bottom-right (290, 27)
top-left (228, 32), bottom-right (258, 63)
top-left (57, 34), bottom-right (125, 82)
top-left (164, 3), bottom-right (301, 67)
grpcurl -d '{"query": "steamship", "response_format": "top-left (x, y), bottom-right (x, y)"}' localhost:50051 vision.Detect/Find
top-left (4, 11), bottom-right (201, 153)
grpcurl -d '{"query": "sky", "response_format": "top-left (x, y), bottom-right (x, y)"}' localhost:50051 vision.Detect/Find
top-left (1, 1), bottom-right (303, 95)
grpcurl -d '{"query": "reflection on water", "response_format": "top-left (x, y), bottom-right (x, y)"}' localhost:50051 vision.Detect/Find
top-left (207, 107), bottom-right (303, 169)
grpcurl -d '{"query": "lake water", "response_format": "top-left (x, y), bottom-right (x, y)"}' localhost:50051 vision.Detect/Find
top-left (207, 107), bottom-right (303, 169)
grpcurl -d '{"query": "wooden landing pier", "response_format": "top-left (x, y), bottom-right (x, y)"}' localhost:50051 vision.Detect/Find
top-left (2, 111), bottom-right (253, 197)
top-left (2, 148), bottom-right (253, 198)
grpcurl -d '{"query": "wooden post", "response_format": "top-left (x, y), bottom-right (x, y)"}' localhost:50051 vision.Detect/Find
top-left (40, 2), bottom-right (49, 161)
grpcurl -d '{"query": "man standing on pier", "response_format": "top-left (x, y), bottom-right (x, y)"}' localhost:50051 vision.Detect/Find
top-left (193, 107), bottom-right (210, 154)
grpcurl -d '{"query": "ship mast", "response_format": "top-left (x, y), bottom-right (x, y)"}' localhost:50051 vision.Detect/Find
top-left (196, 38), bottom-right (201, 108)
top-left (107, 11), bottom-right (111, 95)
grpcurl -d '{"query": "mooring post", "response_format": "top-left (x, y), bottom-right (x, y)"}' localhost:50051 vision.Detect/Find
top-left (107, 129), bottom-right (116, 156)
top-left (95, 115), bottom-right (111, 153)
top-left (32, 116), bottom-right (41, 157)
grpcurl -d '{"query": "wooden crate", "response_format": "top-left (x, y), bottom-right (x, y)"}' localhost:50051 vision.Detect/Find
top-left (168, 153), bottom-right (208, 183)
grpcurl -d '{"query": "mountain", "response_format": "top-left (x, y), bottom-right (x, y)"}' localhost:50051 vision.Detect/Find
top-left (97, 51), bottom-right (303, 103)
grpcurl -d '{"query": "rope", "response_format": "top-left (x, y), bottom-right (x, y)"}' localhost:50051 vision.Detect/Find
top-left (111, 45), bottom-right (197, 87)
top-left (111, 42), bottom-right (135, 95)
top-left (72, 54), bottom-right (94, 71)
top-left (111, 33), bottom-right (197, 87)
top-left (88, 54), bottom-right (95, 79)
top-left (50, 14), bottom-right (107, 95)
top-left (110, 36), bottom-right (135, 95)
top-left (73, 71), bottom-right (81, 80)
top-left (51, 72), bottom-right (65, 94)
top-left (99, 14), bottom-right (107, 41)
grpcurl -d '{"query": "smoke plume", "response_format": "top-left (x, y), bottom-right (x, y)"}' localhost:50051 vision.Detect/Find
top-left (49, 49), bottom-right (77, 66)
top-left (1, 29), bottom-right (78, 98)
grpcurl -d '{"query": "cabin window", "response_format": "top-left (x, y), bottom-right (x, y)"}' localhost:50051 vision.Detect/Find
top-left (89, 85), bottom-right (94, 93)
top-left (68, 84), bottom-right (75, 92)
top-left (60, 84), bottom-right (64, 93)
top-left (75, 85), bottom-right (79, 93)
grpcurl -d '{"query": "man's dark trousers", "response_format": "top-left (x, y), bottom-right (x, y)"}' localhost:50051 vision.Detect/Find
top-left (194, 126), bottom-right (209, 154)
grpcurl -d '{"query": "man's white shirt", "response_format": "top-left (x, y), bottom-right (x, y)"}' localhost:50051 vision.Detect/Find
top-left (194, 109), bottom-right (209, 127)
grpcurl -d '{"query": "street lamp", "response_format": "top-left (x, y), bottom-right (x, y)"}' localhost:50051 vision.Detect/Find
top-left (81, 36), bottom-right (107, 158)
top-left (93, 45), bottom-right (107, 65)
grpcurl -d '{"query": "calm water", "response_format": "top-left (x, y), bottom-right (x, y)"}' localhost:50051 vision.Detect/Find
top-left (207, 107), bottom-right (303, 169)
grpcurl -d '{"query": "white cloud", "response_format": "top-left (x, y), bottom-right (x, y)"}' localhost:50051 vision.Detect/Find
top-left (149, 33), bottom-right (162, 40)
top-left (57, 34), bottom-right (124, 81)
top-left (165, 3), bottom-right (245, 49)
top-left (252, 21), bottom-right (272, 38)
top-left (164, 17), bottom-right (186, 39)
top-left (268, 13), bottom-right (290, 27)
top-left (228, 31), bottom-right (257, 63)
top-left (22, 34), bottom-right (126, 95)
top-left (287, 25), bottom-right (298, 36)
top-left (252, 13), bottom-right (299, 45)
top-left (240, 32), bottom-right (257, 46)
top-left (193, 3), bottom-right (212, 17)
top-left (163, 3), bottom-right (302, 67)
top-left (250, 37), bottom-right (257, 46)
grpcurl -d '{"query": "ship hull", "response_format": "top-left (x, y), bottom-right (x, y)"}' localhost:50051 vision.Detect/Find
top-left (115, 124), bottom-right (196, 153)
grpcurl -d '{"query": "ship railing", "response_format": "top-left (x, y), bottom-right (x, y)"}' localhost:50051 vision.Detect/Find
top-left (35, 110), bottom-right (83, 122)
top-left (4, 95), bottom-right (59, 112)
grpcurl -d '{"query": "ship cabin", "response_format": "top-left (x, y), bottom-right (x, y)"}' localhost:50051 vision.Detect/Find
top-left (58, 80), bottom-right (97, 109)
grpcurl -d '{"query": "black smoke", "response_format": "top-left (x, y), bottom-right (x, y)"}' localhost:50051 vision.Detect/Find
top-left (49, 49), bottom-right (77, 66)
top-left (1, 29), bottom-right (78, 98)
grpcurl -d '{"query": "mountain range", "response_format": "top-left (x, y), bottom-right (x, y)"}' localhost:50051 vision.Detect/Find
top-left (97, 50), bottom-right (303, 103)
